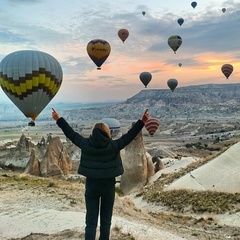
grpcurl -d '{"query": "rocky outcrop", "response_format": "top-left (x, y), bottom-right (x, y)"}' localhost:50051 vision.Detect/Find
top-left (24, 148), bottom-right (40, 176)
top-left (40, 136), bottom-right (72, 177)
top-left (152, 156), bottom-right (165, 173)
top-left (17, 134), bottom-right (33, 151)
top-left (120, 123), bottom-right (154, 195)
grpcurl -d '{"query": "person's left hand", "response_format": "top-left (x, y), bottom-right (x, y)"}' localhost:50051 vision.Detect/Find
top-left (52, 108), bottom-right (60, 121)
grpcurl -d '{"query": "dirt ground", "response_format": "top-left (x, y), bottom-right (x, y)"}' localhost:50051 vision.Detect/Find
top-left (0, 171), bottom-right (239, 240)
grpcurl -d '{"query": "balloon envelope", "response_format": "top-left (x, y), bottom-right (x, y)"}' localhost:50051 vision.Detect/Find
top-left (0, 50), bottom-right (63, 122)
top-left (118, 29), bottom-right (129, 43)
top-left (222, 8), bottom-right (226, 13)
top-left (178, 63), bottom-right (182, 67)
top-left (221, 64), bottom-right (233, 79)
top-left (167, 78), bottom-right (178, 92)
top-left (145, 118), bottom-right (159, 136)
top-left (101, 117), bottom-right (121, 138)
top-left (177, 18), bottom-right (184, 26)
top-left (168, 35), bottom-right (182, 53)
top-left (142, 11), bottom-right (146, 15)
top-left (139, 72), bottom-right (152, 88)
top-left (191, 1), bottom-right (197, 8)
top-left (86, 39), bottom-right (111, 70)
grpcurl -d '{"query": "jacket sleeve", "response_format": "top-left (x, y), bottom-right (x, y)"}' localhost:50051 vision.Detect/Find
top-left (115, 119), bottom-right (144, 150)
top-left (56, 117), bottom-right (83, 148)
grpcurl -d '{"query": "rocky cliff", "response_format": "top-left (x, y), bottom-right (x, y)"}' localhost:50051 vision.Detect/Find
top-left (63, 83), bottom-right (240, 121)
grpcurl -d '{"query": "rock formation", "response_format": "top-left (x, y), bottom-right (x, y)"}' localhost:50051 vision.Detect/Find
top-left (24, 148), bottom-right (40, 176)
top-left (17, 134), bottom-right (33, 151)
top-left (152, 156), bottom-right (165, 173)
top-left (40, 136), bottom-right (73, 177)
top-left (120, 123), bottom-right (154, 195)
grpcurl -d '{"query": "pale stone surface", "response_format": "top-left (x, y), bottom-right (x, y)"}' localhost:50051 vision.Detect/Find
top-left (40, 136), bottom-right (72, 177)
top-left (24, 148), bottom-right (40, 176)
top-left (120, 126), bottom-right (154, 195)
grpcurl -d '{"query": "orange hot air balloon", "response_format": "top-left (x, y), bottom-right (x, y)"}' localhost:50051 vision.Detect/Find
top-left (145, 118), bottom-right (160, 136)
top-left (86, 39), bottom-right (111, 70)
top-left (118, 29), bottom-right (129, 43)
top-left (221, 64), bottom-right (233, 79)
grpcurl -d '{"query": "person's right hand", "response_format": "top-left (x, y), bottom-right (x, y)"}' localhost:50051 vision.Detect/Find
top-left (141, 109), bottom-right (149, 124)
top-left (52, 108), bottom-right (60, 121)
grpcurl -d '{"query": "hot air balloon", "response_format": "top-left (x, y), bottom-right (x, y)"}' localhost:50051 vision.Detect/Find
top-left (191, 1), bottom-right (197, 8)
top-left (167, 78), bottom-right (178, 92)
top-left (142, 11), bottom-right (146, 16)
top-left (168, 35), bottom-right (182, 54)
top-left (177, 18), bottom-right (184, 26)
top-left (145, 118), bottom-right (159, 136)
top-left (0, 50), bottom-right (63, 126)
top-left (100, 117), bottom-right (121, 138)
top-left (139, 72), bottom-right (152, 88)
top-left (178, 63), bottom-right (182, 67)
top-left (118, 29), bottom-right (129, 43)
top-left (86, 39), bottom-right (111, 70)
top-left (221, 64), bottom-right (234, 79)
top-left (222, 8), bottom-right (226, 13)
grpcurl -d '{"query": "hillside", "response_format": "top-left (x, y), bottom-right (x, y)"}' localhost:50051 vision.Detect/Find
top-left (62, 83), bottom-right (240, 121)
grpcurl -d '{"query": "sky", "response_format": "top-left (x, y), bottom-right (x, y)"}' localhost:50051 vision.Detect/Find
top-left (0, 0), bottom-right (239, 103)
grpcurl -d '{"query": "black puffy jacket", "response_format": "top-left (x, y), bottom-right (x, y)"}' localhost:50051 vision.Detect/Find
top-left (56, 118), bottom-right (144, 179)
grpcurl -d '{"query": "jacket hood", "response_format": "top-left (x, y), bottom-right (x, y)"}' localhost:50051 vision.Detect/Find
top-left (89, 128), bottom-right (111, 148)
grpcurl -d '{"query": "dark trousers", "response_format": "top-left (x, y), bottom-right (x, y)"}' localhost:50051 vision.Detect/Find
top-left (84, 178), bottom-right (116, 240)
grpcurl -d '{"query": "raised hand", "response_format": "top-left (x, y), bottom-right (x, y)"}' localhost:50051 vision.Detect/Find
top-left (52, 108), bottom-right (60, 121)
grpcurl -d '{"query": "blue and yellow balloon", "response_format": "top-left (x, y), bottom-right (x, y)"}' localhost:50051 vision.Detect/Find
top-left (168, 35), bottom-right (182, 54)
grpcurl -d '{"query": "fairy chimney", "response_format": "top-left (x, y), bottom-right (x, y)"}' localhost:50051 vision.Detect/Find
top-left (40, 136), bottom-right (72, 177)
top-left (120, 123), bottom-right (154, 195)
top-left (17, 134), bottom-right (32, 151)
top-left (24, 148), bottom-right (40, 176)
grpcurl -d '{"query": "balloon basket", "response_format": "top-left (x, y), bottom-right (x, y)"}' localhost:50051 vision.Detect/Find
top-left (28, 121), bottom-right (35, 127)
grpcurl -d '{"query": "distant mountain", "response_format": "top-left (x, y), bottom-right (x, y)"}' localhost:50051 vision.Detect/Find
top-left (0, 100), bottom-right (122, 121)
top-left (63, 83), bottom-right (240, 121)
top-left (1, 84), bottom-right (240, 122)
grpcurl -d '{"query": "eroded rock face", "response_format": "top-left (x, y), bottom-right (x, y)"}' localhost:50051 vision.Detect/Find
top-left (120, 124), bottom-right (154, 195)
top-left (39, 136), bottom-right (72, 177)
top-left (17, 134), bottom-right (33, 151)
top-left (152, 156), bottom-right (165, 173)
top-left (24, 148), bottom-right (40, 176)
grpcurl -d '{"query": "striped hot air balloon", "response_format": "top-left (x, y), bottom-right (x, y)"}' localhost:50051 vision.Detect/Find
top-left (221, 64), bottom-right (234, 79)
top-left (0, 50), bottom-right (63, 125)
top-left (145, 118), bottom-right (159, 136)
